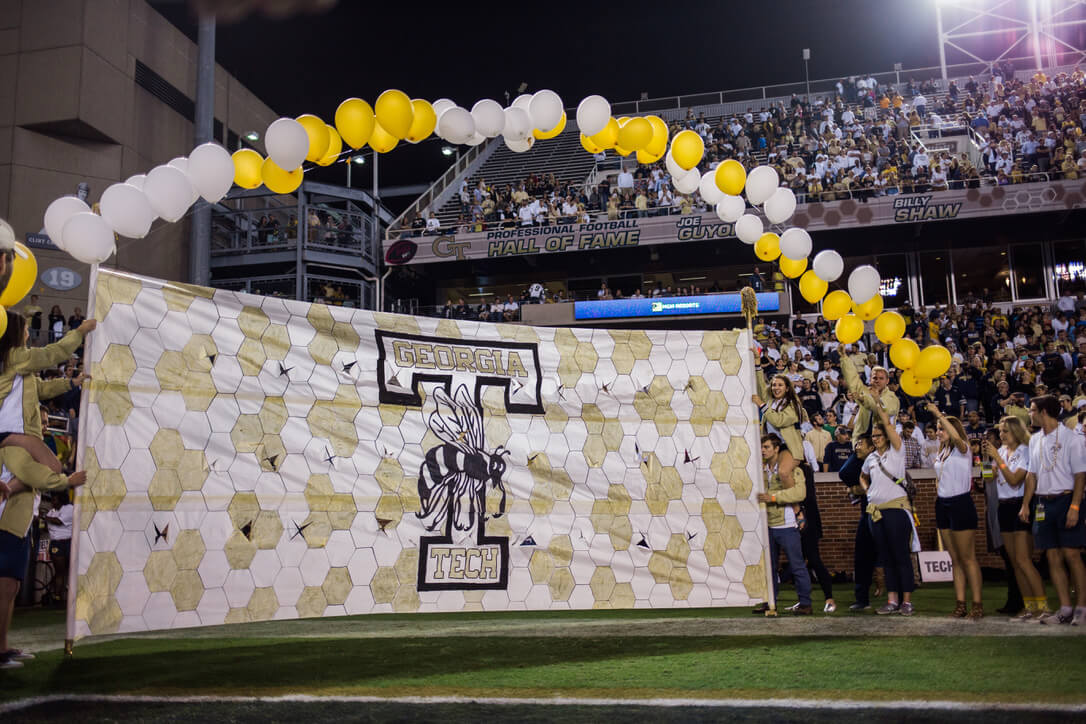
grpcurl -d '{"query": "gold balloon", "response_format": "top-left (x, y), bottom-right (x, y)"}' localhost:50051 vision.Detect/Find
top-left (835, 314), bottom-right (864, 345)
top-left (580, 133), bottom-right (604, 154)
top-left (261, 157), bottom-right (303, 194)
top-left (670, 130), bottom-right (704, 170)
top-left (853, 293), bottom-right (884, 321)
top-left (754, 232), bottom-right (781, 262)
top-left (334, 98), bottom-right (375, 149)
top-left (533, 112), bottom-right (567, 139)
top-left (406, 99), bottom-right (437, 143)
top-left (779, 255), bottom-right (807, 279)
top-left (915, 345), bottom-right (953, 379)
top-left (715, 159), bottom-right (746, 195)
top-left (899, 369), bottom-right (933, 397)
top-left (375, 89), bottom-right (414, 139)
top-left (798, 270), bottom-right (828, 303)
top-left (613, 143), bottom-right (633, 157)
top-left (617, 117), bottom-right (653, 151)
top-left (636, 147), bottom-right (665, 164)
top-left (296, 114), bottom-right (330, 162)
top-left (821, 289), bottom-right (852, 321)
top-left (645, 115), bottom-right (668, 155)
top-left (316, 125), bottom-right (342, 167)
top-left (0, 305), bottom-right (7, 338)
top-left (890, 338), bottom-right (920, 369)
top-left (232, 149), bottom-right (264, 189)
top-left (590, 117), bottom-right (619, 150)
top-left (368, 120), bottom-right (399, 153)
top-left (0, 243), bottom-right (37, 307)
top-left (874, 311), bottom-right (906, 344)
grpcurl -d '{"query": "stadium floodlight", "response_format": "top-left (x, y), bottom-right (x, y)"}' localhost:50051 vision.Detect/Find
top-left (351, 155), bottom-right (366, 164)
top-left (244, 131), bottom-right (260, 142)
top-left (441, 146), bottom-right (455, 156)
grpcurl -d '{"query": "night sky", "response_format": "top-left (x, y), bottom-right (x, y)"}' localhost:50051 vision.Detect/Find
top-left (154, 0), bottom-right (945, 190)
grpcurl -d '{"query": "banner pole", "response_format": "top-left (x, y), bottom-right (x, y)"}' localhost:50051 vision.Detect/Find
top-left (65, 262), bottom-right (99, 655)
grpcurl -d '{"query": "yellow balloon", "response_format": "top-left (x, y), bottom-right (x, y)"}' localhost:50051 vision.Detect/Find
top-left (0, 243), bottom-right (37, 307)
top-left (645, 115), bottom-right (668, 155)
top-left (262, 158), bottom-right (303, 194)
top-left (853, 293), bottom-right (884, 321)
top-left (406, 99), bottom-right (437, 143)
top-left (835, 314), bottom-right (864, 345)
top-left (874, 311), bottom-right (906, 344)
top-left (915, 345), bottom-right (953, 379)
top-left (890, 338), bottom-right (920, 370)
top-left (0, 305), bottom-right (7, 339)
top-left (754, 232), bottom-right (781, 262)
top-left (334, 98), bottom-right (375, 150)
top-left (670, 130), bottom-right (704, 170)
top-left (899, 369), bottom-right (933, 397)
top-left (296, 114), bottom-right (330, 162)
top-left (636, 148), bottom-right (665, 164)
top-left (779, 255), bottom-right (807, 279)
top-left (368, 120), bottom-right (399, 153)
top-left (822, 289), bottom-right (853, 321)
top-left (375, 89), bottom-right (414, 139)
top-left (590, 117), bottom-right (619, 150)
top-left (533, 112), bottom-right (566, 140)
top-left (316, 125), bottom-right (342, 166)
top-left (617, 117), bottom-right (653, 151)
top-left (715, 159), bottom-right (746, 195)
top-left (232, 149), bottom-right (264, 189)
top-left (613, 143), bottom-right (633, 157)
top-left (580, 133), bottom-right (603, 154)
top-left (798, 270), bottom-right (828, 303)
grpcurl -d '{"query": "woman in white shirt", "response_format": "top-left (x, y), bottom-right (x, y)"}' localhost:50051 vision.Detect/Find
top-left (860, 401), bottom-right (915, 615)
top-left (839, 391), bottom-right (859, 429)
top-left (984, 416), bottom-right (1045, 620)
top-left (926, 404), bottom-right (984, 619)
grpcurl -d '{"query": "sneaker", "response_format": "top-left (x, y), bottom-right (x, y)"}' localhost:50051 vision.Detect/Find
top-left (876, 602), bottom-right (900, 615)
top-left (848, 602), bottom-right (871, 612)
top-left (1011, 609), bottom-right (1034, 622)
top-left (2, 649), bottom-right (34, 661)
top-left (0, 653), bottom-right (22, 669)
top-left (790, 604), bottom-right (813, 615)
top-left (1072, 608), bottom-right (1086, 626)
top-left (784, 602), bottom-right (802, 613)
top-left (900, 602), bottom-right (914, 616)
top-left (824, 601), bottom-right (837, 613)
top-left (1038, 610), bottom-right (1073, 625)
top-left (751, 602), bottom-right (769, 614)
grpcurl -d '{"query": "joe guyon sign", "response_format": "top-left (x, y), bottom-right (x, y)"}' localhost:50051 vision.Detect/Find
top-left (384, 178), bottom-right (1086, 265)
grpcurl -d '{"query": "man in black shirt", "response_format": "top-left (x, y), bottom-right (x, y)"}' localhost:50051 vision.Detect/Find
top-left (798, 379), bottom-right (821, 420)
top-left (935, 376), bottom-right (964, 417)
top-left (822, 427), bottom-right (853, 472)
top-left (793, 317), bottom-right (808, 339)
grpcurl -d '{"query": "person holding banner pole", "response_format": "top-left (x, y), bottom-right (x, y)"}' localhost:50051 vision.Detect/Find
top-left (756, 434), bottom-right (813, 615)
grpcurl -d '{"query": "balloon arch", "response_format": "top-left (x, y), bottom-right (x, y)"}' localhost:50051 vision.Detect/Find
top-left (38, 89), bottom-right (953, 389)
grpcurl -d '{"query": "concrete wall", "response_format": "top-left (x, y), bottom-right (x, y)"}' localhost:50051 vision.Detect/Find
top-left (0, 0), bottom-right (279, 320)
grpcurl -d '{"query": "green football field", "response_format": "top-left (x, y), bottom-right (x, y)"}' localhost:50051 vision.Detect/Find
top-left (2, 582), bottom-right (1085, 721)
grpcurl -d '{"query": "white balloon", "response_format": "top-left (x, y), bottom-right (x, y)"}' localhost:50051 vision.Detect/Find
top-left (502, 107), bottom-right (533, 142)
top-left (61, 211), bottom-right (116, 264)
top-left (576, 95), bottom-right (611, 137)
top-left (665, 149), bottom-right (685, 179)
top-left (715, 194), bottom-right (746, 223)
top-left (528, 89), bottom-right (563, 132)
top-left (465, 132), bottom-right (487, 147)
top-left (848, 264), bottom-right (882, 305)
top-left (512, 93), bottom-right (533, 111)
top-left (143, 164), bottom-right (194, 223)
top-left (764, 187), bottom-right (797, 224)
top-left (43, 196), bottom-right (90, 250)
top-left (437, 107), bottom-right (475, 145)
top-left (265, 117), bottom-right (309, 172)
top-left (432, 98), bottom-right (456, 117)
top-left (812, 249), bottom-right (845, 282)
top-left (470, 99), bottom-right (506, 138)
top-left (188, 142), bottom-right (236, 203)
top-left (734, 214), bottom-right (764, 245)
top-left (673, 169), bottom-right (700, 194)
top-left (168, 157), bottom-right (201, 205)
top-left (699, 172), bottom-right (725, 205)
top-left (126, 174), bottom-right (147, 191)
top-left (745, 165), bottom-right (780, 206)
top-left (504, 135), bottom-right (535, 153)
top-left (99, 183), bottom-right (154, 239)
top-left (779, 227), bottom-right (812, 260)
top-left (0, 219), bottom-right (13, 249)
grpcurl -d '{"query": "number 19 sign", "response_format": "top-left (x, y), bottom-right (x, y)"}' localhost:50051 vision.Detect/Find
top-left (40, 267), bottom-right (83, 292)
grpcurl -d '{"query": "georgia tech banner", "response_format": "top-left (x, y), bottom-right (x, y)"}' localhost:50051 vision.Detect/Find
top-left (71, 269), bottom-right (768, 638)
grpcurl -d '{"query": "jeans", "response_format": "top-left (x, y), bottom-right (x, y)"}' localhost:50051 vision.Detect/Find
top-left (770, 526), bottom-right (812, 606)
top-left (869, 508), bottom-right (916, 597)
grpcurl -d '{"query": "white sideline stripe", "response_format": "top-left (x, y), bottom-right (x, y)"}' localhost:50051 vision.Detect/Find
top-left (2, 694), bottom-right (1085, 714)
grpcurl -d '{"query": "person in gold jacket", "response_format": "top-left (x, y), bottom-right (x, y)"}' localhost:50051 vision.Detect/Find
top-left (755, 434), bottom-right (813, 615)
top-left (840, 354), bottom-right (899, 442)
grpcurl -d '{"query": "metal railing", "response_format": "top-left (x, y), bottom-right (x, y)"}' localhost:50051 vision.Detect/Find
top-left (305, 274), bottom-right (362, 308)
top-left (211, 275), bottom-right (296, 297)
top-left (388, 141), bottom-right (492, 234)
top-left (211, 207), bottom-right (298, 254)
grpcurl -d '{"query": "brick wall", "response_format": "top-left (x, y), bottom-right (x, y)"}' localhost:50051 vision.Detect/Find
top-left (812, 470), bottom-right (1005, 574)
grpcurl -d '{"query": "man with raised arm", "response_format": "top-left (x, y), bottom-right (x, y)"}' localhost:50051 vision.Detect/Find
top-left (840, 354), bottom-right (899, 442)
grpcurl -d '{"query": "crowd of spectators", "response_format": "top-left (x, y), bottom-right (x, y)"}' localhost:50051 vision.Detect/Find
top-left (401, 62), bottom-right (1086, 236)
top-left (753, 288), bottom-right (1086, 474)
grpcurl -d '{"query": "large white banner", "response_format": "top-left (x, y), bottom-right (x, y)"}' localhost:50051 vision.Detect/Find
top-left (72, 269), bottom-right (767, 638)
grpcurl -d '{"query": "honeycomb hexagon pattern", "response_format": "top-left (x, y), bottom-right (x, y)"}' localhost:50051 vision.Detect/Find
top-left (72, 269), bottom-right (768, 639)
